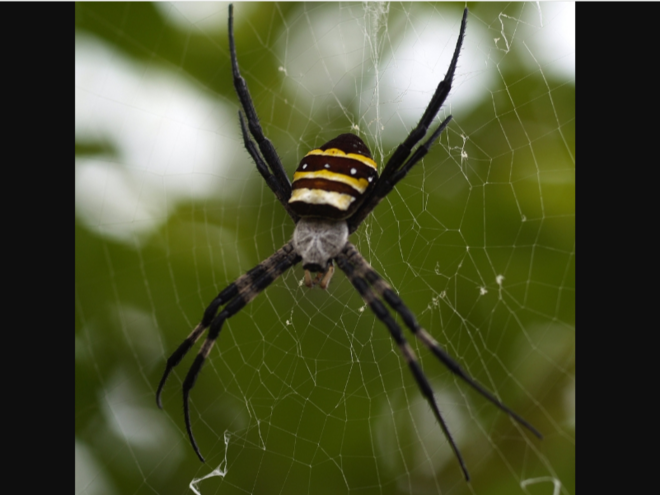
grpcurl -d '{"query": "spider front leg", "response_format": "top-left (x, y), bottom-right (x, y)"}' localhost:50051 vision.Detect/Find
top-left (156, 241), bottom-right (301, 462)
top-left (335, 250), bottom-right (471, 481)
top-left (340, 243), bottom-right (543, 440)
top-left (156, 242), bottom-right (295, 407)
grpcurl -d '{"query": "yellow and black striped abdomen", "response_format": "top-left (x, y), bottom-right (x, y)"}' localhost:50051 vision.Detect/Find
top-left (289, 133), bottom-right (378, 219)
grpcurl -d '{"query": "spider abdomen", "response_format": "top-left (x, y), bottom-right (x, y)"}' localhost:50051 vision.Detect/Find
top-left (289, 133), bottom-right (378, 220)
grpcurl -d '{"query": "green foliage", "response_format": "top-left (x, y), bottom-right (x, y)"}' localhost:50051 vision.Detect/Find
top-left (76, 3), bottom-right (574, 494)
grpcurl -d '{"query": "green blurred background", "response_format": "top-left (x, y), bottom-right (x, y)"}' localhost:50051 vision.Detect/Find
top-left (76, 3), bottom-right (574, 495)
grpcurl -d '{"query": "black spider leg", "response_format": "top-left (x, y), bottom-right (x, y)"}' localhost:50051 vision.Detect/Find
top-left (156, 242), bottom-right (301, 462)
top-left (348, 8), bottom-right (468, 233)
top-left (341, 243), bottom-right (543, 440)
top-left (183, 249), bottom-right (301, 462)
top-left (237, 112), bottom-right (300, 221)
top-left (156, 242), bottom-right (296, 407)
top-left (228, 4), bottom-right (298, 222)
top-left (335, 249), bottom-right (471, 482)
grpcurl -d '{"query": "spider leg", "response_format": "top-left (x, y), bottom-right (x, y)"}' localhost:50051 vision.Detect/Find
top-left (156, 242), bottom-right (297, 408)
top-left (348, 8), bottom-right (468, 233)
top-left (341, 243), bottom-right (543, 440)
top-left (156, 242), bottom-right (301, 462)
top-left (349, 116), bottom-right (452, 233)
top-left (335, 250), bottom-right (471, 481)
top-left (381, 7), bottom-right (467, 183)
top-left (228, 4), bottom-right (293, 208)
top-left (238, 112), bottom-right (300, 221)
top-left (380, 115), bottom-right (453, 195)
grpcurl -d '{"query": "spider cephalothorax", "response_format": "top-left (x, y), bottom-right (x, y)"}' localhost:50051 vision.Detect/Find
top-left (156, 4), bottom-right (541, 481)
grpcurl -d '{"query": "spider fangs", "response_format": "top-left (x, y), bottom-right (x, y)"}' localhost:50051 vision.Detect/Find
top-left (156, 4), bottom-right (542, 482)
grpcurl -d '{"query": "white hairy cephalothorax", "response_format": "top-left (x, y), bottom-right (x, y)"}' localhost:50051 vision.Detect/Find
top-left (292, 217), bottom-right (348, 272)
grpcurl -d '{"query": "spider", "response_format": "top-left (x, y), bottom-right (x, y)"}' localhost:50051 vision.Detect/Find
top-left (156, 4), bottom-right (542, 481)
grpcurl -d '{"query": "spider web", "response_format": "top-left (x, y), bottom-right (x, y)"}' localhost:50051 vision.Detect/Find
top-left (75, 3), bottom-right (574, 495)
